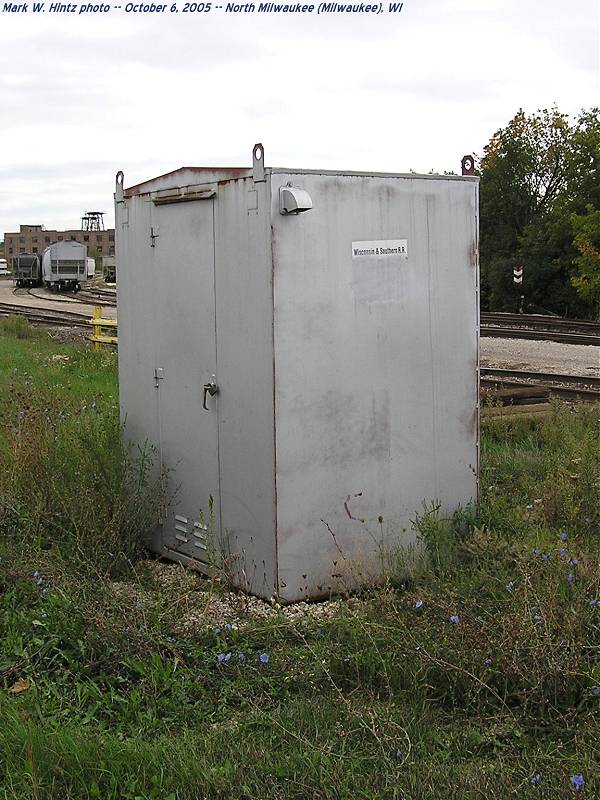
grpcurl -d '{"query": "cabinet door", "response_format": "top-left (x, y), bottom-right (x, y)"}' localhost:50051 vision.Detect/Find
top-left (151, 198), bottom-right (220, 564)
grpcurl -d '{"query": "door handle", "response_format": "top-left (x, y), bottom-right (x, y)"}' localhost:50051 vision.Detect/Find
top-left (203, 379), bottom-right (219, 410)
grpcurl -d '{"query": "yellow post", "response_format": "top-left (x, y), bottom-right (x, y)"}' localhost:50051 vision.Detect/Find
top-left (88, 306), bottom-right (118, 348)
top-left (92, 306), bottom-right (102, 351)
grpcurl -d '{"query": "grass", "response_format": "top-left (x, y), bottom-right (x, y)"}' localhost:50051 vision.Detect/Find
top-left (0, 318), bottom-right (157, 577)
top-left (0, 318), bottom-right (599, 799)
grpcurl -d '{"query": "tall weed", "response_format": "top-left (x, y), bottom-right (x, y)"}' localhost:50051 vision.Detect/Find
top-left (0, 380), bottom-right (160, 576)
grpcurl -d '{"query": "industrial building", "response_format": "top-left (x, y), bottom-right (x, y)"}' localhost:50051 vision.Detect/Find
top-left (4, 221), bottom-right (115, 261)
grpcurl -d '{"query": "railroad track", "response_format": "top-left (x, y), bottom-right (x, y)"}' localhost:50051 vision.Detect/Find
top-left (27, 288), bottom-right (82, 305)
top-left (481, 325), bottom-right (599, 347)
top-left (73, 290), bottom-right (117, 307)
top-left (481, 313), bottom-right (600, 346)
top-left (12, 285), bottom-right (117, 308)
top-left (480, 367), bottom-right (600, 387)
top-left (0, 302), bottom-right (91, 329)
top-left (480, 367), bottom-right (600, 403)
top-left (482, 312), bottom-right (600, 334)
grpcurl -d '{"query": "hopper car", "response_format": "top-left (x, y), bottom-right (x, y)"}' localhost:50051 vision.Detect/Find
top-left (12, 254), bottom-right (42, 287)
top-left (42, 240), bottom-right (88, 292)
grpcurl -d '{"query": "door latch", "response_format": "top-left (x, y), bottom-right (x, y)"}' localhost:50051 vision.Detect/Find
top-left (203, 378), bottom-right (219, 410)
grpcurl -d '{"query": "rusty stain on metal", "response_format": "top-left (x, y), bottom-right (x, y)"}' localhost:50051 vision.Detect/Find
top-left (124, 167), bottom-right (252, 197)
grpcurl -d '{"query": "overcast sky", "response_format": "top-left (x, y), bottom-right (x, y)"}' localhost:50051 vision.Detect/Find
top-left (0, 0), bottom-right (598, 236)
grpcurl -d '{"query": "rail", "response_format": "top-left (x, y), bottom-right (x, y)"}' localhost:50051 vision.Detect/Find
top-left (481, 312), bottom-right (600, 346)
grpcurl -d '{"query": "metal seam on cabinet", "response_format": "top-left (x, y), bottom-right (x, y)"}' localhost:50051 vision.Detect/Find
top-left (212, 197), bottom-right (223, 558)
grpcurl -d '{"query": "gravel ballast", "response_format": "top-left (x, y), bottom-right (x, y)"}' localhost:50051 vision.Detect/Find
top-left (481, 337), bottom-right (599, 377)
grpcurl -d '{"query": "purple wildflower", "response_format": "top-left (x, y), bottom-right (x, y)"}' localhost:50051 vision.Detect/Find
top-left (484, 658), bottom-right (492, 666)
top-left (32, 571), bottom-right (39, 578)
top-left (506, 581), bottom-right (514, 591)
top-left (36, 577), bottom-right (44, 586)
top-left (530, 774), bottom-right (542, 787)
top-left (559, 548), bottom-right (567, 557)
top-left (570, 774), bottom-right (585, 791)
top-left (532, 548), bottom-right (541, 556)
top-left (567, 574), bottom-right (575, 584)
top-left (560, 531), bottom-right (568, 542)
top-left (570, 558), bottom-right (579, 567)
top-left (259, 653), bottom-right (269, 664)
top-left (212, 627), bottom-right (221, 635)
top-left (217, 652), bottom-right (231, 664)
top-left (533, 614), bottom-right (543, 624)
top-left (315, 627), bottom-right (323, 635)
top-left (414, 600), bottom-right (424, 609)
top-left (590, 599), bottom-right (598, 608)
top-left (238, 652), bottom-right (246, 663)
top-left (450, 615), bottom-right (460, 625)
top-left (526, 504), bottom-right (534, 510)
top-left (541, 553), bottom-right (550, 562)
top-left (224, 623), bottom-right (232, 631)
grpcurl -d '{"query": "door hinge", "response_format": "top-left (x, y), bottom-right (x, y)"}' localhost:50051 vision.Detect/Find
top-left (154, 367), bottom-right (164, 387)
top-left (150, 226), bottom-right (160, 247)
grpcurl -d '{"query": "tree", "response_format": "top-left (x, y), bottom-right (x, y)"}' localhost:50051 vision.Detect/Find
top-left (571, 206), bottom-right (600, 316)
top-left (479, 107), bottom-right (600, 317)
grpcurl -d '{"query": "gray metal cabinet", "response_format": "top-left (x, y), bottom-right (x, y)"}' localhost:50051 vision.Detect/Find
top-left (115, 146), bottom-right (479, 602)
top-left (151, 199), bottom-right (219, 558)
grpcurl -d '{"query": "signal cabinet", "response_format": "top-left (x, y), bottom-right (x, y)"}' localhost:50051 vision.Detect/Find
top-left (115, 145), bottom-right (479, 602)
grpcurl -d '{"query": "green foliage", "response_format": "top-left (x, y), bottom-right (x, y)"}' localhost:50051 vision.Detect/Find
top-left (479, 107), bottom-right (600, 316)
top-left (571, 205), bottom-right (600, 314)
top-left (0, 328), bottom-right (161, 577)
top-left (0, 315), bottom-right (45, 340)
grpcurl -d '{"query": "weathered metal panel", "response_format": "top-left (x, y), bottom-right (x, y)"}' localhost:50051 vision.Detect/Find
top-left (115, 190), bottom-right (163, 541)
top-left (117, 157), bottom-right (478, 603)
top-left (213, 176), bottom-right (278, 597)
top-left (125, 168), bottom-right (253, 197)
top-left (117, 191), bottom-right (222, 562)
top-left (117, 172), bottom-right (277, 590)
top-left (150, 199), bottom-right (221, 562)
top-left (270, 172), bottom-right (479, 601)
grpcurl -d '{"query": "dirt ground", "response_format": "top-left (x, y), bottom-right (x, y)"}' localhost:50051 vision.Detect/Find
top-left (0, 278), bottom-right (117, 319)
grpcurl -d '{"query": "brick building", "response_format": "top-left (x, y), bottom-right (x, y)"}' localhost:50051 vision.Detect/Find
top-left (4, 224), bottom-right (115, 261)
